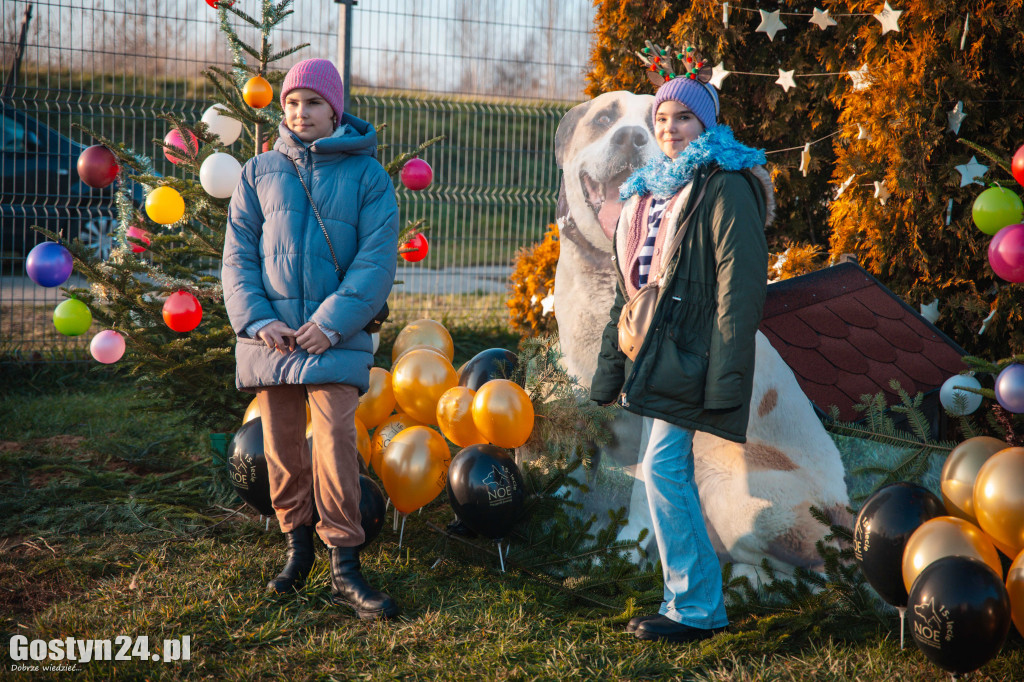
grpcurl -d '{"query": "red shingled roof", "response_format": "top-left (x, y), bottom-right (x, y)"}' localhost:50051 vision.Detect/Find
top-left (759, 262), bottom-right (967, 421)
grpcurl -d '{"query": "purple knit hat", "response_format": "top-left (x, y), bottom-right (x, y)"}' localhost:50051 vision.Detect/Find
top-left (280, 59), bottom-right (345, 125)
top-left (652, 76), bottom-right (720, 131)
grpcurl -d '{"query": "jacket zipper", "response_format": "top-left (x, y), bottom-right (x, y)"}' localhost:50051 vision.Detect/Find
top-left (298, 149), bottom-right (311, 317)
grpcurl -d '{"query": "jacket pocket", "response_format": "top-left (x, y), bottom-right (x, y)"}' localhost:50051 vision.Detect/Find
top-left (645, 334), bottom-right (708, 406)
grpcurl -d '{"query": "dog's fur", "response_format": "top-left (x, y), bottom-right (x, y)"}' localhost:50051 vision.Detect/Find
top-left (553, 92), bottom-right (851, 583)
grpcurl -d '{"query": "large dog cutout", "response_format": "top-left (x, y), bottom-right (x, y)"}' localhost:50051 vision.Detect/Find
top-left (552, 91), bottom-right (851, 584)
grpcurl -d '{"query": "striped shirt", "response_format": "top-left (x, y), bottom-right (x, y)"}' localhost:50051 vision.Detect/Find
top-left (638, 197), bottom-right (669, 287)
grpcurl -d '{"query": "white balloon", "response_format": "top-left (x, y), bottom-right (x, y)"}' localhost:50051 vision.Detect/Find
top-left (201, 104), bottom-right (243, 146)
top-left (939, 374), bottom-right (983, 415)
top-left (199, 153), bottom-right (242, 199)
top-left (371, 332), bottom-right (380, 355)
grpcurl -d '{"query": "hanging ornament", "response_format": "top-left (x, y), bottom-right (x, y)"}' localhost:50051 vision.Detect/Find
top-left (205, 0), bottom-right (234, 7)
top-left (26, 241), bottom-right (73, 287)
top-left (919, 299), bottom-right (940, 323)
top-left (775, 69), bottom-right (797, 92)
top-left (126, 225), bottom-right (150, 253)
top-left (874, 180), bottom-right (891, 206)
top-left (722, 2), bottom-right (730, 28)
top-left (163, 128), bottom-right (197, 165)
top-left (799, 143), bottom-right (811, 177)
top-left (201, 104), bottom-right (243, 146)
top-left (873, 2), bottom-right (903, 34)
top-left (400, 233), bottom-right (429, 262)
top-left (848, 64), bottom-right (871, 91)
top-left (162, 291), bottom-right (203, 332)
top-left (90, 330), bottom-right (126, 364)
top-left (755, 9), bottom-right (787, 41)
top-left (709, 62), bottom-right (730, 90)
top-left (400, 158), bottom-right (433, 191)
top-left (857, 124), bottom-right (872, 141)
top-left (835, 174), bottom-right (856, 199)
top-left (809, 8), bottom-right (836, 30)
top-left (1011, 144), bottom-right (1024, 187)
top-left (995, 364), bottom-right (1024, 414)
top-left (53, 298), bottom-right (92, 336)
top-left (954, 156), bottom-right (988, 188)
top-left (77, 145), bottom-right (119, 189)
top-left (540, 293), bottom-right (554, 316)
top-left (947, 101), bottom-right (967, 135)
top-left (243, 75), bottom-right (273, 109)
top-left (145, 186), bottom-right (185, 224)
top-left (988, 223), bottom-right (1024, 283)
top-left (972, 187), bottom-right (1023, 236)
top-left (939, 374), bottom-right (984, 415)
top-left (199, 152), bottom-right (243, 198)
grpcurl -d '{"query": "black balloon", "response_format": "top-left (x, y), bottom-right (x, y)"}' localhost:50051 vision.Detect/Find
top-left (356, 474), bottom-right (387, 549)
top-left (458, 348), bottom-right (521, 391)
top-left (446, 444), bottom-right (527, 539)
top-left (908, 555), bottom-right (1011, 675)
top-left (853, 482), bottom-right (946, 607)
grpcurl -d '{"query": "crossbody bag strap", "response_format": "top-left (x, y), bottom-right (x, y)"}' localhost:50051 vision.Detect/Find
top-left (288, 155), bottom-right (343, 279)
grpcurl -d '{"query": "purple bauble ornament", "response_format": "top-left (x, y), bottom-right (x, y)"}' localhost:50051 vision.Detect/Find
top-left (995, 363), bottom-right (1024, 414)
top-left (26, 241), bottom-right (73, 287)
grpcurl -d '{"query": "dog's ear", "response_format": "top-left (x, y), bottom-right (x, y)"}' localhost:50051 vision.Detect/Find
top-left (554, 100), bottom-right (591, 169)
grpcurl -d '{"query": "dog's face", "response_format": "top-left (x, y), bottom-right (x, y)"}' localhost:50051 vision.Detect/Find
top-left (555, 91), bottom-right (658, 246)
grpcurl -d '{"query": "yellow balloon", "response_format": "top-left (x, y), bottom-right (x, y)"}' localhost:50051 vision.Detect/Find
top-left (974, 447), bottom-right (1024, 558)
top-left (1008, 549), bottom-right (1024, 639)
top-left (242, 397), bottom-right (310, 427)
top-left (471, 379), bottom-right (534, 449)
top-left (370, 413), bottom-right (422, 476)
top-left (145, 186), bottom-right (185, 225)
top-left (941, 436), bottom-right (1008, 524)
top-left (354, 415), bottom-right (371, 468)
top-left (380, 425), bottom-right (450, 514)
top-left (392, 319), bottom-right (454, 363)
top-left (356, 367), bottom-right (396, 429)
top-left (391, 348), bottom-right (458, 426)
top-left (902, 516), bottom-right (1003, 593)
top-left (436, 386), bottom-right (488, 447)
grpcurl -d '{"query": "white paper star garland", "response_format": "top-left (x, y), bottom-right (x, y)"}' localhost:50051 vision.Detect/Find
top-left (800, 143), bottom-right (812, 177)
top-left (874, 180), bottom-right (891, 205)
top-left (756, 9), bottom-right (787, 41)
top-left (710, 62), bottom-right (731, 90)
top-left (809, 8), bottom-right (837, 30)
top-left (835, 174), bottom-right (856, 199)
top-left (857, 124), bottom-right (872, 141)
top-left (873, 2), bottom-right (903, 34)
top-left (540, 293), bottom-right (555, 316)
top-left (775, 69), bottom-right (797, 92)
top-left (947, 101), bottom-right (967, 135)
top-left (954, 156), bottom-right (988, 187)
top-left (848, 64), bottom-right (871, 91)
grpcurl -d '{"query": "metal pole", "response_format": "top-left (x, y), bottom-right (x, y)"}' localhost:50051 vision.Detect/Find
top-left (335, 0), bottom-right (356, 112)
top-left (1, 4), bottom-right (34, 103)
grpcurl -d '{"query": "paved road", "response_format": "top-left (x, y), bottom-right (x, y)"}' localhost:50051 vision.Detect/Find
top-left (1, 265), bottom-right (514, 303)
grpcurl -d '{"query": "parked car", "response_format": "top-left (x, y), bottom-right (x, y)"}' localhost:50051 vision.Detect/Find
top-left (0, 100), bottom-right (145, 263)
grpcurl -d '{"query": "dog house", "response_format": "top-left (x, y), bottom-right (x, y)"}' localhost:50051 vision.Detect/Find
top-left (759, 262), bottom-right (967, 439)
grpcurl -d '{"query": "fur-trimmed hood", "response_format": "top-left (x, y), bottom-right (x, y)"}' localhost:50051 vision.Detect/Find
top-left (619, 125), bottom-right (775, 228)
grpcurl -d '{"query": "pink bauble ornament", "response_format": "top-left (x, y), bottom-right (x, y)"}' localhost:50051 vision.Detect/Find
top-left (163, 129), bottom-right (197, 165)
top-left (400, 158), bottom-right (433, 191)
top-left (126, 225), bottom-right (150, 253)
top-left (77, 145), bottom-right (119, 189)
top-left (988, 223), bottom-right (1024, 283)
top-left (90, 330), bottom-right (126, 364)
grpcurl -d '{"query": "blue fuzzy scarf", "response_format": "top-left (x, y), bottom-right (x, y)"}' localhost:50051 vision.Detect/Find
top-left (619, 125), bottom-right (766, 200)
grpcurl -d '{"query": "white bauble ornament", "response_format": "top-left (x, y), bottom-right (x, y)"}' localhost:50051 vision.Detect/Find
top-left (199, 153), bottom-right (242, 199)
top-left (939, 374), bottom-right (983, 416)
top-left (371, 332), bottom-right (380, 355)
top-left (201, 104), bottom-right (243, 145)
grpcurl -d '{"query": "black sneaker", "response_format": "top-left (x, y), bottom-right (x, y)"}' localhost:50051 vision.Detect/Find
top-left (634, 615), bottom-right (727, 643)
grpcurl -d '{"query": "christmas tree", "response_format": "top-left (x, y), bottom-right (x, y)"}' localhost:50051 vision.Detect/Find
top-left (44, 0), bottom-right (439, 431)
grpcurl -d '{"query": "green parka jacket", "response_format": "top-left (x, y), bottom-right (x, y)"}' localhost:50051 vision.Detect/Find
top-left (590, 164), bottom-right (772, 443)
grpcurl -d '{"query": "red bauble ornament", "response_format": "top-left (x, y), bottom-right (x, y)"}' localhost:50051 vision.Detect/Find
top-left (400, 233), bottom-right (429, 262)
top-left (77, 145), bottom-right (119, 189)
top-left (400, 158), bottom-right (433, 191)
top-left (1013, 144), bottom-right (1024, 188)
top-left (205, 0), bottom-right (233, 7)
top-left (126, 226), bottom-right (150, 253)
top-left (162, 291), bottom-right (203, 332)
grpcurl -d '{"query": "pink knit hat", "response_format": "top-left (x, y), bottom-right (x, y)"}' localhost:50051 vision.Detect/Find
top-left (280, 59), bottom-right (345, 125)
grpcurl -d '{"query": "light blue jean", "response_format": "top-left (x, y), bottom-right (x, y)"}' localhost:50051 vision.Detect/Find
top-left (641, 417), bottom-right (728, 629)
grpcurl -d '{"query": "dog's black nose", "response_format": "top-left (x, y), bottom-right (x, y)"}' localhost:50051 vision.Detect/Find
top-left (611, 126), bottom-right (649, 150)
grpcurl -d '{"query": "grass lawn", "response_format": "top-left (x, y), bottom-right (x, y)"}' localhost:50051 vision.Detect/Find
top-left (2, 341), bottom-right (1023, 680)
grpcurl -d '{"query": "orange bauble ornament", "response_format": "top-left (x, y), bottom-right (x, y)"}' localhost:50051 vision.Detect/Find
top-left (243, 75), bottom-right (273, 108)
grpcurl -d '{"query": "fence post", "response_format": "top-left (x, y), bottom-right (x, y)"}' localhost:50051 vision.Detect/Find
top-left (1, 3), bottom-right (34, 103)
top-left (335, 0), bottom-right (356, 112)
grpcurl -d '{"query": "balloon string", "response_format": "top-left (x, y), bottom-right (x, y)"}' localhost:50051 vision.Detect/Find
top-left (398, 515), bottom-right (406, 553)
top-left (497, 541), bottom-right (505, 573)
top-left (897, 607), bottom-right (905, 650)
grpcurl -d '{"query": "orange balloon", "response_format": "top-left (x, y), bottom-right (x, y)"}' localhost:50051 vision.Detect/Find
top-left (436, 386), bottom-right (488, 447)
top-left (243, 75), bottom-right (273, 108)
top-left (380, 425), bottom-right (450, 514)
top-left (974, 447), bottom-right (1024, 558)
top-left (471, 379), bottom-right (534, 448)
top-left (1008, 549), bottom-right (1024, 638)
top-left (242, 397), bottom-right (310, 426)
top-left (370, 413), bottom-right (422, 476)
top-left (356, 367), bottom-right (396, 429)
top-left (391, 348), bottom-right (458, 425)
top-left (902, 516), bottom-right (1003, 593)
top-left (395, 343), bottom-right (449, 363)
top-left (392, 319), bottom-right (454, 362)
top-left (354, 415), bottom-right (371, 468)
top-left (941, 436), bottom-right (1008, 524)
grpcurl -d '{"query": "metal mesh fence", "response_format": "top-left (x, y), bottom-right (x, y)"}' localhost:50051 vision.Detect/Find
top-left (0, 0), bottom-right (594, 356)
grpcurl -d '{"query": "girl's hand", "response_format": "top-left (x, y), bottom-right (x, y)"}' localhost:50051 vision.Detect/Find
top-left (257, 321), bottom-right (297, 355)
top-left (295, 321), bottom-right (331, 355)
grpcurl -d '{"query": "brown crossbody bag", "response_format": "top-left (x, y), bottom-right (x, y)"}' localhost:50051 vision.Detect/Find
top-left (289, 156), bottom-right (389, 333)
top-left (614, 170), bottom-right (717, 361)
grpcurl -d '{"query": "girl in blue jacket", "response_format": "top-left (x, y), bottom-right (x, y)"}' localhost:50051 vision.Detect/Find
top-left (222, 58), bottom-right (400, 620)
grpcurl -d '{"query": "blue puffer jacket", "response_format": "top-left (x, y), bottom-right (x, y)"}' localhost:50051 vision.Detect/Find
top-left (222, 114), bottom-right (399, 393)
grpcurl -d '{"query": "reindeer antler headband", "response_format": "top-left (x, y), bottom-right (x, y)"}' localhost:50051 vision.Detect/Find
top-left (635, 40), bottom-right (713, 88)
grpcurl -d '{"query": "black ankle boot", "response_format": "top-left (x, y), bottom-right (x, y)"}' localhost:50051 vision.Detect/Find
top-left (329, 546), bottom-right (399, 620)
top-left (266, 525), bottom-right (315, 594)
